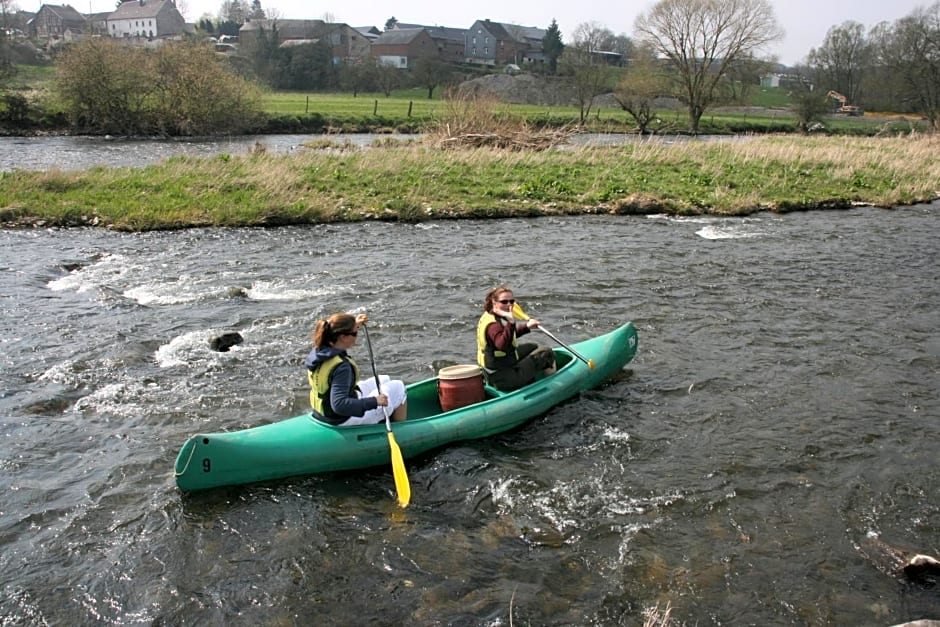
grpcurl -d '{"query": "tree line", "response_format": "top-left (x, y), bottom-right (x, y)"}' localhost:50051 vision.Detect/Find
top-left (592, 0), bottom-right (939, 133)
top-left (800, 5), bottom-right (940, 130)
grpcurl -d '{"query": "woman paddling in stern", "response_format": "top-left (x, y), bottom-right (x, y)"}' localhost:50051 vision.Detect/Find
top-left (477, 286), bottom-right (555, 391)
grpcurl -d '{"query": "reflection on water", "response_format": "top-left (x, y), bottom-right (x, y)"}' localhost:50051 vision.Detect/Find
top-left (0, 133), bottom-right (415, 172)
top-left (0, 132), bottom-right (736, 172)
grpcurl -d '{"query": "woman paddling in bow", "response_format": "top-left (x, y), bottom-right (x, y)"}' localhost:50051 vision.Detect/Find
top-left (305, 312), bottom-right (407, 426)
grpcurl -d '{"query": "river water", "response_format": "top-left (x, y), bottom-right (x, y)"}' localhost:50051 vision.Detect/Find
top-left (0, 132), bottom-right (729, 173)
top-left (1, 204), bottom-right (938, 625)
top-left (0, 134), bottom-right (395, 172)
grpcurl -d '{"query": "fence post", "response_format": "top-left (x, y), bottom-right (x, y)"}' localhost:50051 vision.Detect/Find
top-left (306, 95), bottom-right (309, 114)
top-left (408, 101), bottom-right (413, 117)
top-left (374, 100), bottom-right (378, 116)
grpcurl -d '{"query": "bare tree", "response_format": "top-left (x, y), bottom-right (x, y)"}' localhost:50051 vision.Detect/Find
top-left (0, 1), bottom-right (17, 36)
top-left (597, 31), bottom-right (634, 61)
top-left (570, 21), bottom-right (608, 55)
top-left (219, 0), bottom-right (247, 25)
top-left (561, 21), bottom-right (617, 124)
top-left (0, 0), bottom-right (17, 83)
top-left (871, 2), bottom-right (940, 130)
top-left (174, 0), bottom-right (190, 21)
top-left (722, 53), bottom-right (774, 101)
top-left (807, 21), bottom-right (872, 106)
top-left (411, 55), bottom-right (450, 99)
top-left (613, 45), bottom-right (669, 133)
top-left (786, 67), bottom-right (828, 133)
top-left (340, 59), bottom-right (378, 96)
top-left (375, 62), bottom-right (400, 97)
top-left (634, 0), bottom-right (783, 133)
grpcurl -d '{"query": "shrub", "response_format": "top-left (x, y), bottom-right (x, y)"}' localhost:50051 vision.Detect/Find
top-left (150, 42), bottom-right (263, 135)
top-left (54, 39), bottom-right (264, 136)
top-left (55, 38), bottom-right (152, 134)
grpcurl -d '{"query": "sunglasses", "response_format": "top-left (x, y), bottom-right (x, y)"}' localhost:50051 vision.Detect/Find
top-left (343, 330), bottom-right (358, 337)
top-left (497, 299), bottom-right (516, 305)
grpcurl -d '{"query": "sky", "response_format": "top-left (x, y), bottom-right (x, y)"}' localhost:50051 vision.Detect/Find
top-left (74, 0), bottom-right (930, 66)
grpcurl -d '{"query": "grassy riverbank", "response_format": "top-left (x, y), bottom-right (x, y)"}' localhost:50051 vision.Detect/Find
top-left (1, 134), bottom-right (937, 231)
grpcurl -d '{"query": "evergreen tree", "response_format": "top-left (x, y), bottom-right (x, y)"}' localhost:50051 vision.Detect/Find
top-left (247, 20), bottom-right (280, 82)
top-left (384, 16), bottom-right (397, 31)
top-left (248, 0), bottom-right (265, 20)
top-left (543, 19), bottom-right (564, 74)
top-left (218, 19), bottom-right (240, 37)
top-left (197, 18), bottom-right (215, 34)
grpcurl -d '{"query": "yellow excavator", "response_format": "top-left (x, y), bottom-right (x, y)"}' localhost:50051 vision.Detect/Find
top-left (826, 90), bottom-right (864, 116)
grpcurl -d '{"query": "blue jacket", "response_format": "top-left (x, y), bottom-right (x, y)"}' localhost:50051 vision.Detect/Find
top-left (305, 347), bottom-right (378, 422)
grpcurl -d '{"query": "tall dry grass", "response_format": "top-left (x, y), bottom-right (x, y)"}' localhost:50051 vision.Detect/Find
top-left (425, 93), bottom-right (575, 150)
top-left (1, 133), bottom-right (937, 229)
top-left (643, 601), bottom-right (673, 627)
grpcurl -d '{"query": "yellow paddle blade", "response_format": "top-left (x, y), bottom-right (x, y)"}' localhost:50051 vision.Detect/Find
top-left (511, 302), bottom-right (529, 320)
top-left (588, 359), bottom-right (596, 370)
top-left (387, 432), bottom-right (411, 508)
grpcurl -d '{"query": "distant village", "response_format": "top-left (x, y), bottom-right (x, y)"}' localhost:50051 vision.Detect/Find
top-left (13, 0), bottom-right (577, 71)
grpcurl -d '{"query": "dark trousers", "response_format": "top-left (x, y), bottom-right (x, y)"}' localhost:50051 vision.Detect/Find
top-left (487, 343), bottom-right (555, 392)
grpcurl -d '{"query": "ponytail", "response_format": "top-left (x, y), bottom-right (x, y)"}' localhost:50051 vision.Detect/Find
top-left (312, 313), bottom-right (356, 348)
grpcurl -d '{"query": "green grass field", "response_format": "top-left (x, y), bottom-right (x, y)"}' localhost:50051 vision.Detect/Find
top-left (751, 86), bottom-right (793, 108)
top-left (262, 88), bottom-right (443, 117)
top-left (262, 92), bottom-right (749, 132)
top-left (261, 89), bottom-right (624, 125)
top-left (260, 86), bottom-right (916, 135)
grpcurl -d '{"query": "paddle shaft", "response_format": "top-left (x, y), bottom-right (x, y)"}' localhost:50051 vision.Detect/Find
top-left (360, 324), bottom-right (390, 427)
top-left (360, 322), bottom-right (411, 507)
top-left (534, 325), bottom-right (595, 369)
top-left (511, 303), bottom-right (595, 369)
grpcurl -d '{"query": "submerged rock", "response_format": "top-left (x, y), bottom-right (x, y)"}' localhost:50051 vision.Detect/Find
top-left (859, 533), bottom-right (939, 587)
top-left (903, 554), bottom-right (940, 585)
top-left (209, 332), bottom-right (244, 352)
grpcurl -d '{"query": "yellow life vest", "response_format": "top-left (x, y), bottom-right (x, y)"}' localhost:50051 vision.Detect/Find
top-left (477, 312), bottom-right (518, 371)
top-left (308, 354), bottom-right (360, 420)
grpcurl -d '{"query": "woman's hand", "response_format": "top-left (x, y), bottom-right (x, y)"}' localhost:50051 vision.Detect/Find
top-left (494, 308), bottom-right (515, 322)
top-left (355, 313), bottom-right (368, 326)
top-left (375, 393), bottom-right (389, 407)
top-left (526, 318), bottom-right (540, 329)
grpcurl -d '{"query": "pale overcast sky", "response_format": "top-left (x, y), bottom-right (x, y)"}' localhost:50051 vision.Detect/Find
top-left (75, 0), bottom-right (930, 66)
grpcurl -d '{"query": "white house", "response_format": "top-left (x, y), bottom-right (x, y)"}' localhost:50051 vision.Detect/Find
top-left (106, 0), bottom-right (185, 39)
top-left (760, 73), bottom-right (781, 88)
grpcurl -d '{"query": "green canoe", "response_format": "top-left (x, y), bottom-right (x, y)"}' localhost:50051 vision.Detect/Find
top-left (174, 322), bottom-right (639, 492)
